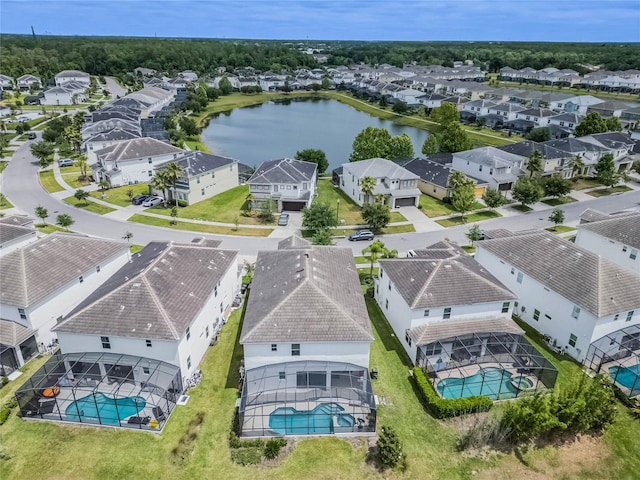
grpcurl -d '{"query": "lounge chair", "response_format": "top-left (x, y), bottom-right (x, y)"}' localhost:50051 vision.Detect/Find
top-left (127, 416), bottom-right (151, 425)
top-left (152, 406), bottom-right (166, 422)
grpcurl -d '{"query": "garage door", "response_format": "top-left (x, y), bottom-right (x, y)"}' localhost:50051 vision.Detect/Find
top-left (394, 197), bottom-right (416, 208)
top-left (282, 201), bottom-right (305, 211)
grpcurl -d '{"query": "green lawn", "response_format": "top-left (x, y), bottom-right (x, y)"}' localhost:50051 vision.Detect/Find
top-left (130, 244), bottom-right (145, 254)
top-left (183, 137), bottom-right (211, 153)
top-left (586, 185), bottom-right (633, 197)
top-left (461, 245), bottom-right (476, 254)
top-left (545, 225), bottom-right (577, 234)
top-left (89, 183), bottom-right (149, 207)
top-left (542, 196), bottom-right (577, 206)
top-left (418, 195), bottom-right (484, 218)
top-left (510, 204), bottom-right (533, 212)
top-left (571, 177), bottom-right (604, 190)
top-left (354, 255), bottom-right (372, 264)
top-left (0, 161), bottom-right (8, 174)
top-left (26, 116), bottom-right (48, 128)
top-left (38, 170), bottom-right (65, 193)
top-left (63, 196), bottom-right (116, 215)
top-left (35, 223), bottom-right (70, 234)
top-left (0, 193), bottom-right (14, 210)
top-left (436, 210), bottom-right (501, 227)
top-left (59, 166), bottom-right (92, 189)
top-left (128, 213), bottom-right (273, 236)
top-left (327, 224), bottom-right (416, 238)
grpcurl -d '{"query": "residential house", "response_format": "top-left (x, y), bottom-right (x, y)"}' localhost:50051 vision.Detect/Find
top-left (496, 141), bottom-right (574, 178)
top-left (513, 108), bottom-right (557, 128)
top-left (574, 212), bottom-right (640, 275)
top-left (178, 71), bottom-right (199, 83)
top-left (247, 158), bottom-right (317, 211)
top-left (561, 95), bottom-right (604, 115)
top-left (542, 137), bottom-right (609, 177)
top-left (402, 157), bottom-right (486, 200)
top-left (83, 129), bottom-right (141, 164)
top-left (485, 102), bottom-right (526, 121)
top-left (134, 67), bottom-right (157, 78)
top-left (475, 230), bottom-right (640, 362)
top-left (54, 70), bottom-right (90, 86)
top-left (341, 158), bottom-right (421, 207)
top-left (54, 240), bottom-right (239, 381)
top-left (462, 99), bottom-right (497, 117)
top-left (576, 132), bottom-right (637, 171)
top-left (41, 81), bottom-right (87, 106)
top-left (415, 92), bottom-right (446, 109)
top-left (124, 87), bottom-right (175, 118)
top-left (0, 75), bottom-right (14, 90)
top-left (91, 137), bottom-right (184, 186)
top-left (452, 147), bottom-right (526, 191)
top-left (0, 215), bottom-right (37, 255)
top-left (587, 100), bottom-right (634, 119)
top-left (156, 151), bottom-right (239, 205)
top-left (0, 233), bottom-right (130, 346)
top-left (17, 74), bottom-right (41, 91)
top-left (239, 241), bottom-right (376, 436)
top-left (546, 112), bottom-right (583, 133)
top-left (0, 319), bottom-right (39, 376)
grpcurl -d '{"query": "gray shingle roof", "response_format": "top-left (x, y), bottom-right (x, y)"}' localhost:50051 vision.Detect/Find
top-left (0, 319), bottom-right (37, 347)
top-left (380, 250), bottom-right (516, 310)
top-left (248, 158), bottom-right (317, 184)
top-left (95, 137), bottom-right (183, 163)
top-left (454, 147), bottom-right (524, 168)
top-left (166, 151), bottom-right (237, 177)
top-left (54, 242), bottom-right (238, 341)
top-left (240, 246), bottom-right (373, 344)
top-left (579, 213), bottom-right (640, 250)
top-left (579, 208), bottom-right (611, 223)
top-left (409, 317), bottom-right (524, 346)
top-left (409, 240), bottom-right (467, 259)
top-left (343, 158), bottom-right (418, 180)
top-left (0, 223), bottom-right (36, 247)
top-left (478, 231), bottom-right (640, 317)
top-left (0, 233), bottom-right (129, 307)
top-left (0, 215), bottom-right (33, 227)
top-left (277, 235), bottom-right (312, 250)
top-left (496, 140), bottom-right (570, 160)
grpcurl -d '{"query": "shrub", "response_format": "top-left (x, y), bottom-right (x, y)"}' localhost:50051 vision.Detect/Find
top-left (230, 447), bottom-right (262, 465)
top-left (0, 408), bottom-right (11, 425)
top-left (377, 425), bottom-right (405, 469)
top-left (412, 367), bottom-right (493, 419)
top-left (263, 438), bottom-right (287, 459)
top-left (0, 377), bottom-right (8, 388)
top-left (3, 398), bottom-right (17, 409)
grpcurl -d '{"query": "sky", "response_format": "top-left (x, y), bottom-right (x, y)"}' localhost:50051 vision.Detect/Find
top-left (1, 0), bottom-right (639, 42)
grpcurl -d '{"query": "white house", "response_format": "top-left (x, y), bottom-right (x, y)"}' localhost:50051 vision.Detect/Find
top-left (0, 74), bottom-right (14, 90)
top-left (155, 151), bottom-right (239, 205)
top-left (53, 239), bottom-right (239, 380)
top-left (0, 233), bottom-right (130, 346)
top-left (486, 102), bottom-right (526, 121)
top-left (17, 74), bottom-right (41, 91)
top-left (91, 137), bottom-right (184, 186)
top-left (0, 215), bottom-right (38, 255)
top-left (341, 158), bottom-right (421, 208)
top-left (41, 81), bottom-right (87, 106)
top-left (452, 147), bottom-right (526, 191)
top-left (238, 239), bottom-right (376, 436)
top-left (475, 230), bottom-right (640, 362)
top-left (247, 158), bottom-right (317, 212)
top-left (575, 212), bottom-right (640, 275)
top-left (463, 99), bottom-right (497, 117)
top-left (124, 87), bottom-right (174, 118)
top-left (54, 70), bottom-right (90, 86)
top-left (83, 128), bottom-right (141, 165)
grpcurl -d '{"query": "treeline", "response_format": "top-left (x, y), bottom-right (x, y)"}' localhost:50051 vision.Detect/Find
top-left (327, 41), bottom-right (640, 72)
top-left (0, 35), bottom-right (318, 81)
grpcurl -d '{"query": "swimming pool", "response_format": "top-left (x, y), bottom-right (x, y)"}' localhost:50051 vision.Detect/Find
top-left (269, 402), bottom-right (356, 435)
top-left (609, 364), bottom-right (640, 395)
top-left (437, 367), bottom-right (529, 400)
top-left (65, 392), bottom-right (146, 425)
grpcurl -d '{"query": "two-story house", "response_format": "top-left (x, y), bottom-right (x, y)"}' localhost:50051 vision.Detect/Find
top-left (54, 70), bottom-right (90, 86)
top-left (341, 158), bottom-right (421, 208)
top-left (497, 141), bottom-right (574, 178)
top-left (402, 157), bottom-right (487, 201)
top-left (0, 215), bottom-right (38, 255)
top-left (452, 147), bottom-right (526, 191)
top-left (247, 158), bottom-right (317, 212)
top-left (17, 74), bottom-right (41, 91)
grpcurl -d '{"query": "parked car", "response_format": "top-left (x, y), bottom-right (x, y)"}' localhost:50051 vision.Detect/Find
top-left (132, 194), bottom-right (150, 205)
top-left (142, 196), bottom-right (164, 207)
top-left (278, 213), bottom-right (290, 226)
top-left (348, 229), bottom-right (374, 241)
top-left (58, 158), bottom-right (75, 167)
top-left (28, 132), bottom-right (37, 140)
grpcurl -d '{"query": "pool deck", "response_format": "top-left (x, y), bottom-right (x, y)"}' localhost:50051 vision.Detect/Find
top-left (598, 351), bottom-right (640, 396)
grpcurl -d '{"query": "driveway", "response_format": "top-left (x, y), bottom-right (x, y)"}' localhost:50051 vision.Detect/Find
top-left (104, 76), bottom-right (128, 99)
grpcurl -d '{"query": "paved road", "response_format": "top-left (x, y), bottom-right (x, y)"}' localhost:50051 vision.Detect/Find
top-left (104, 76), bottom-right (128, 99)
top-left (3, 137), bottom-right (640, 256)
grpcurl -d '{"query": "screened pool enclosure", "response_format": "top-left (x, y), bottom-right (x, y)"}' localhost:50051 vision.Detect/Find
top-left (239, 361), bottom-right (376, 437)
top-left (416, 330), bottom-right (558, 400)
top-left (15, 352), bottom-right (183, 431)
top-left (585, 325), bottom-right (640, 398)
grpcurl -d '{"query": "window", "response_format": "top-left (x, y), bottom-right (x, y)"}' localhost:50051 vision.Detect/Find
top-left (197, 177), bottom-right (200, 184)
top-left (388, 282), bottom-right (391, 291)
top-left (101, 336), bottom-right (111, 349)
top-left (287, 185), bottom-right (291, 190)
top-left (501, 302), bottom-right (510, 313)
top-left (278, 371), bottom-right (286, 380)
top-left (212, 172), bottom-right (215, 179)
top-left (148, 158), bottom-right (152, 164)
top-left (303, 183), bottom-right (307, 190)
top-left (380, 270), bottom-right (383, 279)
top-left (148, 170), bottom-right (152, 177)
top-left (220, 302), bottom-right (223, 313)
top-left (443, 307), bottom-right (451, 319)
top-left (516, 272), bottom-right (523, 284)
top-left (568, 334), bottom-right (577, 348)
top-left (229, 164), bottom-right (233, 171)
top-left (614, 314), bottom-right (620, 321)
top-left (142, 367), bottom-right (150, 375)
top-left (201, 188), bottom-right (205, 195)
top-left (627, 310), bottom-right (635, 322)
top-left (630, 249), bottom-right (638, 260)
top-left (96, 265), bottom-right (101, 273)
top-left (296, 371), bottom-right (326, 388)
top-left (291, 344), bottom-right (300, 356)
top-left (423, 343), bottom-right (442, 356)
top-left (186, 327), bottom-right (191, 340)
top-left (622, 246), bottom-right (628, 252)
top-left (206, 325), bottom-right (209, 337)
top-left (214, 285), bottom-right (218, 297)
top-left (271, 344), bottom-right (277, 352)
top-left (405, 331), bottom-right (412, 346)
top-left (571, 305), bottom-right (581, 320)
top-left (385, 299), bottom-right (388, 310)
top-left (510, 267), bottom-right (515, 275)
top-left (479, 165), bottom-right (483, 172)
top-left (533, 309), bottom-right (540, 321)
top-left (187, 356), bottom-right (192, 369)
top-left (78, 275), bottom-right (84, 284)
top-left (423, 309), bottom-right (430, 317)
top-left (145, 339), bottom-right (152, 348)
top-left (18, 308), bottom-right (27, 320)
top-left (56, 315), bottom-right (63, 323)
top-left (293, 185), bottom-right (297, 190)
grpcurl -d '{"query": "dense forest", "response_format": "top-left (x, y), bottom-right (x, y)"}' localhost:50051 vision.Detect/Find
top-left (1, 35), bottom-right (639, 83)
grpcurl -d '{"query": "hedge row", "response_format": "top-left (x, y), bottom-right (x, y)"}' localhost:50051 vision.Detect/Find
top-left (412, 367), bottom-right (493, 419)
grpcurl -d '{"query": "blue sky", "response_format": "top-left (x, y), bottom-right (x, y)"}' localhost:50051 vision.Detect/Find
top-left (2, 1), bottom-right (639, 42)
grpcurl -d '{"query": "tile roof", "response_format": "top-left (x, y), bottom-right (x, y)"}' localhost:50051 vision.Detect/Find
top-left (578, 213), bottom-right (640, 250)
top-left (579, 208), bottom-right (611, 223)
top-left (343, 158), bottom-right (418, 181)
top-left (0, 215), bottom-right (34, 227)
top-left (277, 235), bottom-right (312, 250)
top-left (0, 319), bottom-right (37, 347)
top-left (0, 223), bottom-right (36, 247)
top-left (248, 158), bottom-right (316, 184)
top-left (409, 240), bottom-right (467, 259)
top-left (94, 137), bottom-right (183, 163)
top-left (379, 249), bottom-right (516, 310)
top-left (240, 246), bottom-right (373, 344)
top-left (478, 231), bottom-right (640, 317)
top-left (0, 233), bottom-right (129, 307)
top-left (54, 242), bottom-right (238, 340)
top-left (409, 317), bottom-right (524, 346)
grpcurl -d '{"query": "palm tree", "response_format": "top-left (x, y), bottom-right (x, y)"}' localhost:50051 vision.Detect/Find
top-left (162, 162), bottom-right (184, 207)
top-left (151, 170), bottom-right (170, 207)
top-left (569, 155), bottom-right (585, 178)
top-left (362, 240), bottom-right (387, 277)
top-left (74, 189), bottom-right (90, 206)
top-left (526, 150), bottom-right (543, 178)
top-left (374, 193), bottom-right (386, 204)
top-left (360, 176), bottom-right (377, 204)
top-left (34, 205), bottom-right (48, 225)
top-left (56, 213), bottom-right (74, 231)
top-left (122, 231), bottom-right (133, 243)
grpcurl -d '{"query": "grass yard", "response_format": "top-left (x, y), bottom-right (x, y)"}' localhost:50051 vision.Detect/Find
top-left (63, 196), bottom-right (116, 215)
top-left (128, 214), bottom-right (273, 236)
top-left (183, 137), bottom-right (211, 153)
top-left (418, 194), bottom-right (484, 218)
top-left (571, 177), bottom-right (604, 190)
top-left (89, 183), bottom-right (149, 207)
top-left (0, 193), bottom-right (14, 210)
top-left (545, 225), bottom-right (577, 234)
top-left (59, 167), bottom-right (92, 189)
top-left (130, 244), bottom-right (145, 254)
top-left (35, 223), bottom-right (70, 234)
top-left (542, 196), bottom-right (577, 206)
top-left (38, 170), bottom-right (65, 193)
top-left (0, 161), bottom-right (8, 174)
top-left (328, 224), bottom-right (416, 238)
top-left (354, 255), bottom-right (372, 264)
top-left (436, 209), bottom-right (501, 227)
top-left (586, 185), bottom-right (633, 197)
top-left (510, 204), bottom-right (533, 213)
top-left (462, 245), bottom-right (476, 254)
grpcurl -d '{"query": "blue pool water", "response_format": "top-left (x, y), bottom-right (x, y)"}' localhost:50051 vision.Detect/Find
top-left (269, 402), bottom-right (356, 435)
top-left (437, 367), bottom-right (526, 400)
top-left (609, 364), bottom-right (640, 395)
top-left (65, 392), bottom-right (146, 425)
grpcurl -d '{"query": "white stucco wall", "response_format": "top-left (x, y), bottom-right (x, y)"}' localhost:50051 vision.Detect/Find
top-left (179, 162), bottom-right (239, 205)
top-left (341, 165), bottom-right (365, 206)
top-left (574, 228), bottom-right (640, 275)
top-left (106, 152), bottom-right (181, 186)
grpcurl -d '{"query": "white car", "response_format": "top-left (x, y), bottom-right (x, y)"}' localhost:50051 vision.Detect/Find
top-left (142, 196), bottom-right (164, 207)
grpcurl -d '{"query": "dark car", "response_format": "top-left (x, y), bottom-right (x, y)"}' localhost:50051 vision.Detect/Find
top-left (348, 229), bottom-right (374, 241)
top-left (132, 194), bottom-right (150, 205)
top-left (278, 213), bottom-right (290, 226)
top-left (28, 132), bottom-right (37, 140)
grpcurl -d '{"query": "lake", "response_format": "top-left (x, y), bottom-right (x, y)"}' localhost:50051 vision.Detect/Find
top-left (200, 97), bottom-right (429, 172)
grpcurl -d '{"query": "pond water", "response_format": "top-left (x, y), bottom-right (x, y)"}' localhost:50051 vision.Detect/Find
top-left (200, 97), bottom-right (429, 172)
